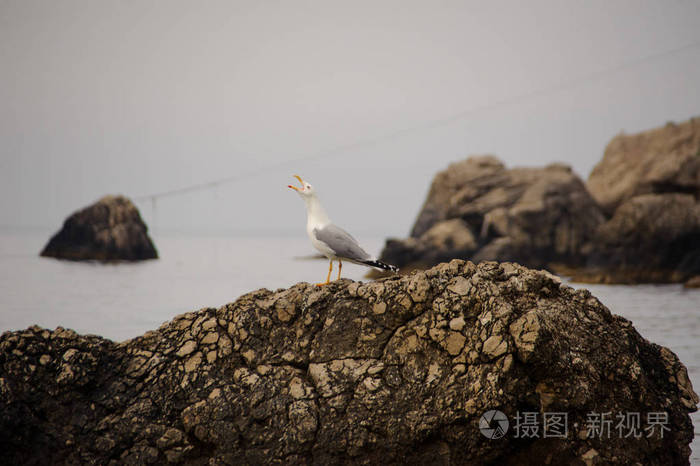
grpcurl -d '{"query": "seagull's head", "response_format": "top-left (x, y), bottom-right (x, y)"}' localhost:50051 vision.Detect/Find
top-left (287, 175), bottom-right (315, 198)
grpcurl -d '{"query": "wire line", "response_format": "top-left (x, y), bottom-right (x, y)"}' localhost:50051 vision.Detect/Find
top-left (134, 38), bottom-right (700, 202)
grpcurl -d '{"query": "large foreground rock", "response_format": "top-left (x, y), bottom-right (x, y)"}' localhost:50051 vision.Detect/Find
top-left (587, 117), bottom-right (700, 215)
top-left (40, 195), bottom-right (158, 262)
top-left (1, 261), bottom-right (696, 464)
top-left (380, 156), bottom-right (605, 271)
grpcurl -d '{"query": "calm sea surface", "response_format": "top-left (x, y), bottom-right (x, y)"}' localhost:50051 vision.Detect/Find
top-left (1, 229), bottom-right (698, 462)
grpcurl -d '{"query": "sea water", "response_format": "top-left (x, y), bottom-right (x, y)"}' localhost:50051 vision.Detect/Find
top-left (1, 228), bottom-right (698, 462)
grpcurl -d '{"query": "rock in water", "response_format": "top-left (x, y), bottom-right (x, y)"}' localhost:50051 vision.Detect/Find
top-left (0, 261), bottom-right (696, 464)
top-left (577, 117), bottom-right (700, 283)
top-left (380, 156), bottom-right (605, 271)
top-left (379, 117), bottom-right (700, 284)
top-left (40, 195), bottom-right (158, 261)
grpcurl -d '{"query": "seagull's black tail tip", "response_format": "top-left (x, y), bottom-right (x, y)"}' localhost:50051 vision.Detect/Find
top-left (364, 260), bottom-right (399, 273)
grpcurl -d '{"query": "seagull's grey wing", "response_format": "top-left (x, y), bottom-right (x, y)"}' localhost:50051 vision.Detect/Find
top-left (313, 224), bottom-right (372, 262)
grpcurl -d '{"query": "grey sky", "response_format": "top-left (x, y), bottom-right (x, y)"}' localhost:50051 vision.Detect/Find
top-left (2, 0), bottom-right (700, 237)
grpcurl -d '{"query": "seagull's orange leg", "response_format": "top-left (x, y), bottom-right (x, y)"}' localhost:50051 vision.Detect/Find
top-left (337, 260), bottom-right (342, 280)
top-left (317, 260), bottom-right (333, 286)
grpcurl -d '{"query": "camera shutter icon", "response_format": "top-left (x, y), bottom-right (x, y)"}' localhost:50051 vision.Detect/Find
top-left (479, 410), bottom-right (509, 439)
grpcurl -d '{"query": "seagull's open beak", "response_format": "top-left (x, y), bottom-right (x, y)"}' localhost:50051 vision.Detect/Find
top-left (288, 175), bottom-right (304, 192)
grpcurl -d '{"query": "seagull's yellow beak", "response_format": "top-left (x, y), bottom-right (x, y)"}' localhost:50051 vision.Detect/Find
top-left (288, 175), bottom-right (304, 192)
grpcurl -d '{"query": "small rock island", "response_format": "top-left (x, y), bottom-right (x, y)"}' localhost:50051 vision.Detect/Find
top-left (1, 261), bottom-right (696, 464)
top-left (40, 195), bottom-right (158, 262)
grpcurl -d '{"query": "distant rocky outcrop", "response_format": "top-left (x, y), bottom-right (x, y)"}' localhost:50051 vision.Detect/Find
top-left (40, 195), bottom-right (158, 262)
top-left (379, 117), bottom-right (700, 284)
top-left (380, 156), bottom-right (605, 271)
top-left (1, 261), bottom-right (696, 464)
top-left (579, 118), bottom-right (700, 284)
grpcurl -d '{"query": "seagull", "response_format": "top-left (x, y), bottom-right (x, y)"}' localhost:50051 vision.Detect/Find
top-left (288, 175), bottom-right (398, 286)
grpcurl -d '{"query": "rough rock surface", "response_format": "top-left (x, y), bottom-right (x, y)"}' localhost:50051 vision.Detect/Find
top-left (1, 261), bottom-right (696, 465)
top-left (380, 156), bottom-right (605, 271)
top-left (587, 117), bottom-right (700, 215)
top-left (40, 195), bottom-right (158, 261)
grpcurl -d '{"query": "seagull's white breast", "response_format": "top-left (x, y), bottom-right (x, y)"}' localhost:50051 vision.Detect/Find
top-left (307, 224), bottom-right (336, 259)
top-left (302, 191), bottom-right (336, 259)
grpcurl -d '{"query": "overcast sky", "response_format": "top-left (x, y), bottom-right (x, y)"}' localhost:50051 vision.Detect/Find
top-left (2, 0), bottom-right (700, 237)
